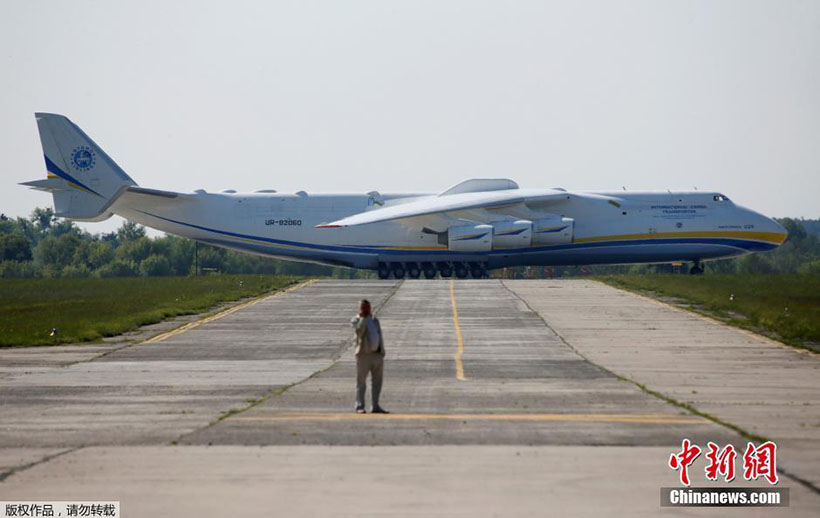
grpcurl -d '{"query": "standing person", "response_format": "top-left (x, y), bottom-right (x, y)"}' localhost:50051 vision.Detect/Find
top-left (351, 299), bottom-right (388, 414)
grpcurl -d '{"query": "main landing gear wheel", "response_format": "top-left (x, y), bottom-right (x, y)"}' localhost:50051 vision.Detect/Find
top-left (469, 262), bottom-right (486, 279)
top-left (437, 262), bottom-right (452, 278)
top-left (407, 263), bottom-right (421, 279)
top-left (422, 263), bottom-right (437, 279)
top-left (454, 262), bottom-right (469, 279)
top-left (377, 263), bottom-right (390, 279)
top-left (689, 260), bottom-right (704, 275)
top-left (391, 263), bottom-right (406, 279)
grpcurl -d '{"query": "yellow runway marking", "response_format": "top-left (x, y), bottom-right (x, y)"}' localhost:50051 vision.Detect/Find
top-left (449, 279), bottom-right (467, 381)
top-left (143, 279), bottom-right (315, 344)
top-left (232, 412), bottom-right (703, 425)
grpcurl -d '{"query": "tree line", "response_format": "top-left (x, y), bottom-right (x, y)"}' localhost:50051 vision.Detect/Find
top-left (0, 207), bottom-right (367, 278)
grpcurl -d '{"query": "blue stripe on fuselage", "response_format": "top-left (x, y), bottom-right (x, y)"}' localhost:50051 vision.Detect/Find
top-left (136, 210), bottom-right (778, 258)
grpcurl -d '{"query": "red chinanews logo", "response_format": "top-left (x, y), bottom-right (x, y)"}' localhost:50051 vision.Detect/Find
top-left (668, 439), bottom-right (778, 486)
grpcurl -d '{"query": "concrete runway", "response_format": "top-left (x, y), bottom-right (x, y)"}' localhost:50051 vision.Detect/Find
top-left (1, 279), bottom-right (818, 516)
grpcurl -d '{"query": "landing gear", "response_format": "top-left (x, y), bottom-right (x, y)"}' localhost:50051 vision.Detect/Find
top-left (689, 260), bottom-right (704, 275)
top-left (454, 262), bottom-right (469, 279)
top-left (391, 262), bottom-right (406, 279)
top-left (407, 262), bottom-right (421, 279)
top-left (381, 260), bottom-right (488, 279)
top-left (469, 262), bottom-right (485, 279)
top-left (437, 262), bottom-right (452, 278)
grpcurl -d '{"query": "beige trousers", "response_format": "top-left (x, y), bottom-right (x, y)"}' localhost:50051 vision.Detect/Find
top-left (355, 353), bottom-right (384, 409)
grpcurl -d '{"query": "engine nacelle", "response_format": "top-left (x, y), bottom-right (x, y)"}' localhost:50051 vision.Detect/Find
top-left (532, 216), bottom-right (574, 244)
top-left (491, 220), bottom-right (533, 249)
top-left (447, 224), bottom-right (493, 252)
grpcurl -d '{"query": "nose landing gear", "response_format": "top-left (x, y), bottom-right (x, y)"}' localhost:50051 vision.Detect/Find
top-left (689, 260), bottom-right (704, 275)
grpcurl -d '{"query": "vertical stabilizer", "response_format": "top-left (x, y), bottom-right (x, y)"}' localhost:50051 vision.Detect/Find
top-left (21, 113), bottom-right (137, 221)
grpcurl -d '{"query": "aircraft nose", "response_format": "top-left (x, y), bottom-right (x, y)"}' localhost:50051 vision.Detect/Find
top-left (773, 218), bottom-right (788, 242)
top-left (762, 214), bottom-right (788, 246)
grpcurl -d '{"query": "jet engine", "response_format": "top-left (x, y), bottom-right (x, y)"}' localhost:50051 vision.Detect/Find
top-left (491, 220), bottom-right (533, 249)
top-left (447, 224), bottom-right (493, 252)
top-left (532, 216), bottom-right (574, 244)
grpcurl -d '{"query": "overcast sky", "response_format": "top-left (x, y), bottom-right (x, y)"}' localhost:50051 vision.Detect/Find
top-left (2, 0), bottom-right (818, 234)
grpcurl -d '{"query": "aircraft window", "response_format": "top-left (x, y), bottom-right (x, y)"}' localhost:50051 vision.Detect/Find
top-left (713, 194), bottom-right (730, 202)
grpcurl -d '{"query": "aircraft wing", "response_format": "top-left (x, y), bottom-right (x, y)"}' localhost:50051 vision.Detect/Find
top-left (316, 189), bottom-right (572, 228)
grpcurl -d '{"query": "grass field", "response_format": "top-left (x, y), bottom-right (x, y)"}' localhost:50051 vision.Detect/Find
top-left (597, 274), bottom-right (820, 348)
top-left (0, 275), bottom-right (300, 347)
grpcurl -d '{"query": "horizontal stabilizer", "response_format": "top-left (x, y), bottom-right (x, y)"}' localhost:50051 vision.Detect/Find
top-left (19, 177), bottom-right (68, 192)
top-left (126, 186), bottom-right (191, 199)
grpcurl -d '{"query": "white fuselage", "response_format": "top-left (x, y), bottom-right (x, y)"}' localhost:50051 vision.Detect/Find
top-left (112, 188), bottom-right (787, 271)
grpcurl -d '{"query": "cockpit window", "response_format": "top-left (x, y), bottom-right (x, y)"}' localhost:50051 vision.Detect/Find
top-left (713, 194), bottom-right (730, 202)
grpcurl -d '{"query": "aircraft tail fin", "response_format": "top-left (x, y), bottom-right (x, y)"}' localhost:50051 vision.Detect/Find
top-left (21, 113), bottom-right (137, 221)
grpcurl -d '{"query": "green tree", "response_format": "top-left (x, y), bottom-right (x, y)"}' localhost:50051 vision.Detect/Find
top-left (117, 220), bottom-right (146, 242)
top-left (33, 233), bottom-right (82, 271)
top-left (140, 254), bottom-right (172, 276)
top-left (70, 240), bottom-right (114, 271)
top-left (61, 264), bottom-right (91, 278)
top-left (706, 258), bottom-right (738, 274)
top-left (196, 244), bottom-right (228, 273)
top-left (100, 231), bottom-right (119, 246)
top-left (0, 233), bottom-right (32, 261)
top-left (798, 259), bottom-right (820, 275)
top-left (736, 253), bottom-right (776, 274)
top-left (0, 260), bottom-right (41, 278)
top-left (167, 237), bottom-right (195, 275)
top-left (50, 219), bottom-right (81, 238)
top-left (31, 207), bottom-right (54, 236)
top-left (779, 218), bottom-right (807, 242)
top-left (13, 217), bottom-right (39, 247)
top-left (117, 237), bottom-right (153, 264)
top-left (95, 259), bottom-right (139, 277)
top-left (0, 218), bottom-right (16, 235)
top-left (150, 236), bottom-right (173, 258)
top-left (87, 241), bottom-right (116, 270)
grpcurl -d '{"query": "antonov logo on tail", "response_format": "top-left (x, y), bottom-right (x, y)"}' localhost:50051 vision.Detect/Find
top-left (71, 145), bottom-right (96, 171)
top-left (22, 113), bottom-right (789, 279)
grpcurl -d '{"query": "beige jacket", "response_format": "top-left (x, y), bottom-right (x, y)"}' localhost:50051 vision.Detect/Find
top-left (351, 315), bottom-right (385, 356)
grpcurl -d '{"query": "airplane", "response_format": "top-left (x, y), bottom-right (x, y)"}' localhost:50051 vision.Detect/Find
top-left (22, 113), bottom-right (788, 279)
